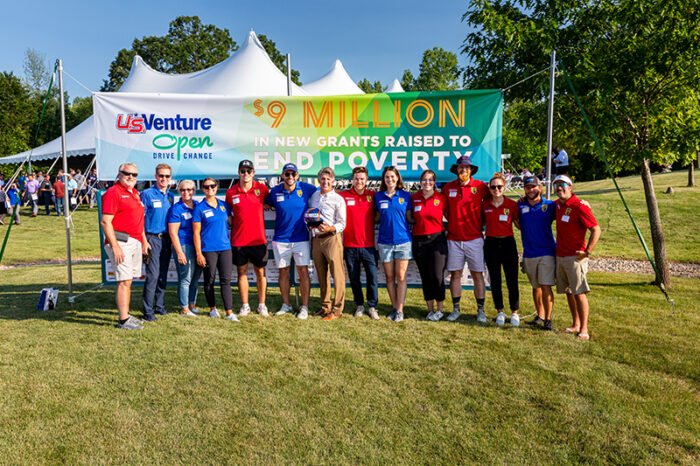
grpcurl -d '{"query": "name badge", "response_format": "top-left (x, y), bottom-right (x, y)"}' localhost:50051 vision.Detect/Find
top-left (380, 202), bottom-right (389, 209)
top-left (231, 197), bottom-right (240, 205)
top-left (521, 207), bottom-right (530, 213)
top-left (449, 191), bottom-right (457, 197)
top-left (499, 214), bottom-right (508, 222)
top-left (203, 210), bottom-right (214, 218)
top-left (152, 200), bottom-right (162, 208)
top-left (182, 212), bottom-right (192, 220)
top-left (347, 199), bottom-right (355, 206)
top-left (561, 215), bottom-right (570, 222)
top-left (276, 194), bottom-right (284, 202)
top-left (414, 205), bottom-right (422, 212)
top-left (31, 194), bottom-right (38, 201)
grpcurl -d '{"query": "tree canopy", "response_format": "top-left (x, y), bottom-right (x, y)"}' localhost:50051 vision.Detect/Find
top-left (357, 79), bottom-right (384, 93)
top-left (402, 47), bottom-right (461, 91)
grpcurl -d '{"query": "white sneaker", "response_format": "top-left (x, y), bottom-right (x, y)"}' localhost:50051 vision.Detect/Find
top-left (354, 305), bottom-right (365, 318)
top-left (209, 309), bottom-right (220, 318)
top-left (368, 307), bottom-right (379, 320)
top-left (510, 313), bottom-right (520, 327)
top-left (431, 310), bottom-right (444, 321)
top-left (224, 313), bottom-right (240, 322)
top-left (190, 307), bottom-right (200, 314)
top-left (296, 306), bottom-right (309, 320)
top-left (446, 310), bottom-right (461, 322)
top-left (257, 303), bottom-right (269, 317)
top-left (495, 311), bottom-right (506, 326)
top-left (275, 303), bottom-right (293, 316)
top-left (476, 309), bottom-right (487, 323)
top-left (238, 304), bottom-right (251, 316)
top-left (182, 310), bottom-right (197, 317)
top-left (426, 311), bottom-right (435, 321)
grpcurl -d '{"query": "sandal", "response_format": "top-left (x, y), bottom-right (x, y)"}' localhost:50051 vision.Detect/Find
top-left (564, 327), bottom-right (579, 334)
top-left (577, 333), bottom-right (590, 341)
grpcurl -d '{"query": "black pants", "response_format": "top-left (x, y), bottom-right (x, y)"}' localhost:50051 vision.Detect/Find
top-left (484, 236), bottom-right (520, 311)
top-left (203, 249), bottom-right (233, 310)
top-left (412, 231), bottom-right (448, 302)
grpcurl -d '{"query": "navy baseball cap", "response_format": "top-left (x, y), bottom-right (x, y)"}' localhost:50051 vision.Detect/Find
top-left (282, 163), bottom-right (298, 174)
top-left (239, 159), bottom-right (254, 170)
top-left (523, 176), bottom-right (540, 186)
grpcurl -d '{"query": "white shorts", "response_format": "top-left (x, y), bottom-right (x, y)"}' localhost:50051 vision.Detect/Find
top-left (272, 240), bottom-right (310, 268)
top-left (104, 237), bottom-right (143, 281)
top-left (447, 238), bottom-right (485, 272)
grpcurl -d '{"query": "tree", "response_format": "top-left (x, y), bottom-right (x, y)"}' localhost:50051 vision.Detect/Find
top-left (23, 48), bottom-right (51, 96)
top-left (257, 34), bottom-right (301, 85)
top-left (357, 78), bottom-right (384, 93)
top-left (401, 47), bottom-right (461, 91)
top-left (462, 0), bottom-right (700, 288)
top-left (400, 69), bottom-right (416, 91)
top-left (0, 72), bottom-right (34, 157)
top-left (101, 16), bottom-right (238, 91)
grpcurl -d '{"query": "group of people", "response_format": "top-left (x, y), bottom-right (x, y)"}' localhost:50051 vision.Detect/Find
top-left (0, 168), bottom-right (98, 225)
top-left (101, 155), bottom-right (600, 341)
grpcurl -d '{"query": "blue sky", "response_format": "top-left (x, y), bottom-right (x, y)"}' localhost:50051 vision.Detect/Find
top-left (0, 0), bottom-right (472, 101)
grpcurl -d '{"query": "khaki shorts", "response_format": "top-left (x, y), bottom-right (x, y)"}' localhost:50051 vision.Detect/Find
top-left (556, 256), bottom-right (590, 295)
top-left (522, 255), bottom-right (556, 288)
top-left (105, 237), bottom-right (143, 281)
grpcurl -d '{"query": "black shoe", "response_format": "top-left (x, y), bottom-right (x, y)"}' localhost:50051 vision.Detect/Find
top-left (543, 319), bottom-right (553, 331)
top-left (528, 316), bottom-right (545, 327)
top-left (142, 314), bottom-right (158, 322)
top-left (154, 310), bottom-right (168, 316)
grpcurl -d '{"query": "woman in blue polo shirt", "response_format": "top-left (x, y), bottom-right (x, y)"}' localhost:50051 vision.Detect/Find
top-left (374, 166), bottom-right (413, 322)
top-left (192, 178), bottom-right (237, 322)
top-left (168, 180), bottom-right (202, 316)
top-left (5, 183), bottom-right (20, 225)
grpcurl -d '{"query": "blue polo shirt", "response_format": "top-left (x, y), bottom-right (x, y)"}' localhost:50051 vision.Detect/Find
top-left (192, 198), bottom-right (231, 252)
top-left (518, 198), bottom-right (557, 258)
top-left (141, 186), bottom-right (175, 234)
top-left (265, 181), bottom-right (317, 242)
top-left (374, 190), bottom-right (412, 245)
top-left (167, 200), bottom-right (198, 246)
top-left (7, 188), bottom-right (19, 206)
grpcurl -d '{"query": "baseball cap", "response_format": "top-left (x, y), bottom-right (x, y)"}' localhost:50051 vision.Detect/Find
top-left (238, 159), bottom-right (254, 170)
top-left (523, 176), bottom-right (540, 186)
top-left (553, 175), bottom-right (573, 186)
top-left (282, 163), bottom-right (298, 174)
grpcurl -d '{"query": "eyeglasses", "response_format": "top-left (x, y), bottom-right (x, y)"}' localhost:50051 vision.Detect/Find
top-left (120, 170), bottom-right (138, 178)
top-left (202, 184), bottom-right (217, 190)
top-left (489, 185), bottom-right (505, 190)
top-left (554, 182), bottom-right (569, 189)
top-left (179, 188), bottom-right (194, 192)
top-left (157, 173), bottom-right (171, 178)
top-left (239, 168), bottom-right (253, 175)
top-left (283, 171), bottom-right (296, 177)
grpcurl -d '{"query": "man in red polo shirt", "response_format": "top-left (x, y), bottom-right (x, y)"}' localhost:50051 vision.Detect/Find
top-left (340, 166), bottom-right (379, 320)
top-left (553, 175), bottom-right (601, 341)
top-left (441, 155), bottom-right (490, 323)
top-left (100, 163), bottom-right (149, 330)
top-left (226, 159), bottom-right (270, 317)
top-left (53, 171), bottom-right (65, 216)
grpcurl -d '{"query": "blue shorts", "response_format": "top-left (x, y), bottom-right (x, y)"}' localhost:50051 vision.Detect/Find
top-left (377, 242), bottom-right (412, 263)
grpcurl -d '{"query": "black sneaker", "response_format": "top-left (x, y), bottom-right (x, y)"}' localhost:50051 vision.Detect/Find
top-left (543, 319), bottom-right (554, 331)
top-left (528, 316), bottom-right (545, 327)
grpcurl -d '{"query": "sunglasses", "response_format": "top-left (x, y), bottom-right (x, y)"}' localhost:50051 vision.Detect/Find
top-left (120, 170), bottom-right (138, 178)
top-left (202, 184), bottom-right (217, 190)
top-left (283, 171), bottom-right (297, 177)
top-left (239, 168), bottom-right (253, 175)
top-left (554, 182), bottom-right (569, 189)
top-left (489, 185), bottom-right (505, 190)
top-left (157, 173), bottom-right (171, 178)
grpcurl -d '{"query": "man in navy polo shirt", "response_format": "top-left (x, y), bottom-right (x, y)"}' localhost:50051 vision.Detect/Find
top-left (141, 163), bottom-right (175, 321)
top-left (264, 163), bottom-right (317, 319)
top-left (517, 176), bottom-right (557, 331)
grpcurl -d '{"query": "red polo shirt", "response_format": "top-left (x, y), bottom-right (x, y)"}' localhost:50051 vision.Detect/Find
top-left (441, 178), bottom-right (489, 241)
top-left (482, 197), bottom-right (518, 237)
top-left (226, 180), bottom-right (269, 247)
top-left (53, 180), bottom-right (65, 198)
top-left (101, 182), bottom-right (145, 243)
top-left (411, 191), bottom-right (447, 236)
top-left (555, 194), bottom-right (598, 257)
top-left (340, 188), bottom-right (375, 248)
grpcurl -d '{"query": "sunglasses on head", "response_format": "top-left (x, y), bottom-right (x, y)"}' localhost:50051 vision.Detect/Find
top-left (202, 184), bottom-right (217, 189)
top-left (239, 168), bottom-right (253, 175)
top-left (120, 170), bottom-right (138, 178)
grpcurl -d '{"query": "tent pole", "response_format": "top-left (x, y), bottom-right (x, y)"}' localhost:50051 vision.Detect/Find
top-left (58, 59), bottom-right (74, 304)
top-left (286, 54), bottom-right (292, 96)
top-left (545, 50), bottom-right (556, 199)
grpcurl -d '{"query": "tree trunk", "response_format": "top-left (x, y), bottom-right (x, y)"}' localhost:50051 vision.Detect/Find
top-left (641, 159), bottom-right (671, 288)
top-left (690, 151), bottom-right (698, 187)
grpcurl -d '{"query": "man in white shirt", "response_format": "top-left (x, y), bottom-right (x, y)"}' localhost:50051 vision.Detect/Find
top-left (308, 167), bottom-right (347, 320)
top-left (554, 147), bottom-right (569, 175)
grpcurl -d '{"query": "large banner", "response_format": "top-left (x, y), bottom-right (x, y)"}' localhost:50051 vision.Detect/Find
top-left (94, 90), bottom-right (502, 181)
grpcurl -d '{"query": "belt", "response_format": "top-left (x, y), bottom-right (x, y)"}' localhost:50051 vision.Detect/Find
top-left (146, 233), bottom-right (167, 238)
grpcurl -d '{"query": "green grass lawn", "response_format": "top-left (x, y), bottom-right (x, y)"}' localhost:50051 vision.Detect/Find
top-left (1, 263), bottom-right (698, 463)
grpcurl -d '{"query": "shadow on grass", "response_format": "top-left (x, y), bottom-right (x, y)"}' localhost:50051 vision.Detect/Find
top-left (575, 186), bottom-right (634, 196)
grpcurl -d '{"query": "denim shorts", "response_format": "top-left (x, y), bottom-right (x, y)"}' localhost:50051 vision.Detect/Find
top-left (377, 242), bottom-right (412, 263)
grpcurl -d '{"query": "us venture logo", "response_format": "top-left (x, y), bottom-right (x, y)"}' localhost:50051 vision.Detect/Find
top-left (115, 113), bottom-right (214, 161)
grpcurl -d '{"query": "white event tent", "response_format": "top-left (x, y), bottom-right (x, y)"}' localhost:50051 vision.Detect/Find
top-left (385, 78), bottom-right (405, 93)
top-left (0, 31), bottom-right (404, 166)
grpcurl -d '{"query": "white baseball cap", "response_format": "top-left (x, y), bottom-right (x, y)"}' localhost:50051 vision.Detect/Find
top-left (553, 175), bottom-right (573, 186)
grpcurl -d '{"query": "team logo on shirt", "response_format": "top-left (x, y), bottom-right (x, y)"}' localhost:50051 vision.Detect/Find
top-left (220, 206), bottom-right (225, 212)
top-left (367, 195), bottom-right (372, 202)
top-left (542, 204), bottom-right (548, 211)
top-left (297, 190), bottom-right (302, 197)
top-left (254, 189), bottom-right (260, 196)
top-left (565, 207), bottom-right (572, 215)
top-left (471, 187), bottom-right (477, 194)
top-left (398, 197), bottom-right (404, 204)
top-left (503, 208), bottom-right (509, 216)
top-left (434, 199), bottom-right (440, 206)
